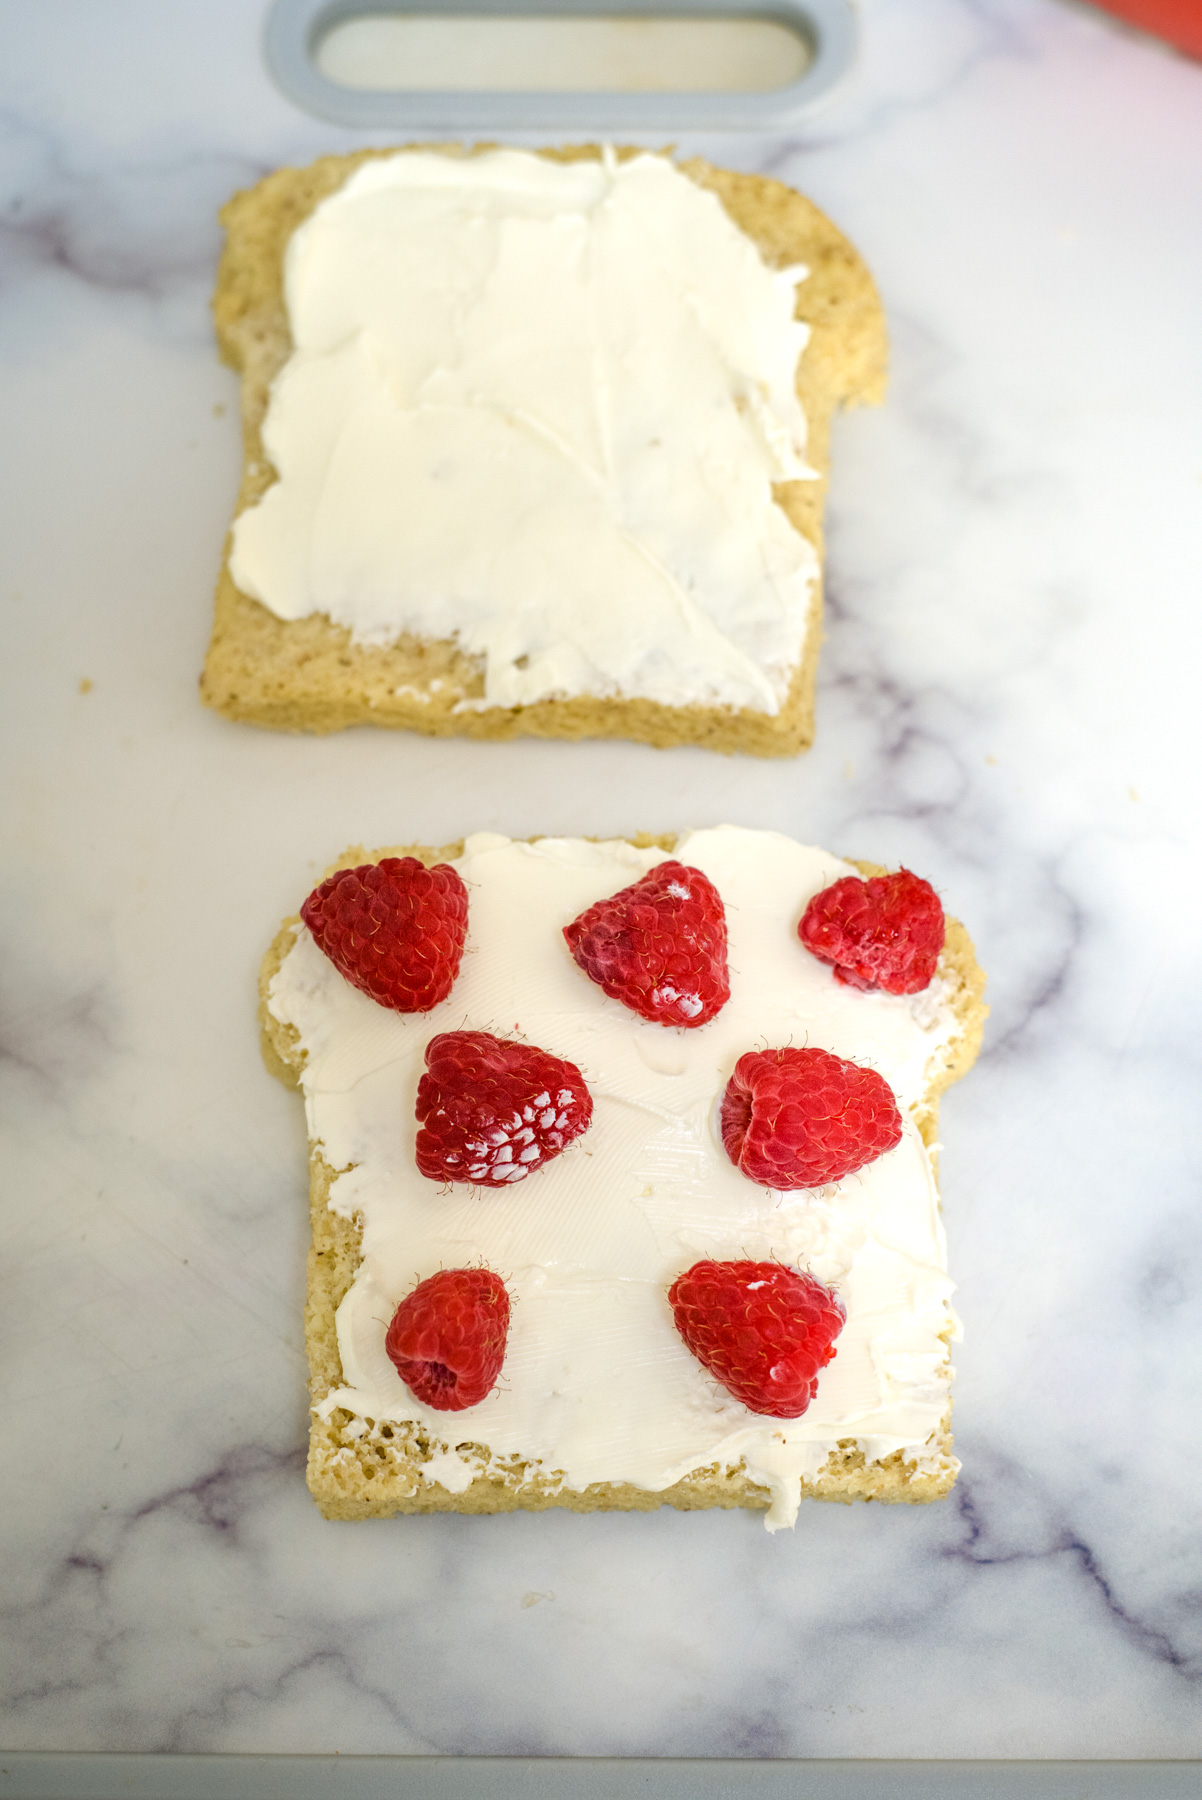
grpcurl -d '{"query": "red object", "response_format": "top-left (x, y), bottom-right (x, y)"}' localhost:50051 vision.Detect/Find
top-left (302, 857), bottom-right (468, 1013)
top-left (669, 1260), bottom-right (845, 1418)
top-left (385, 1268), bottom-right (510, 1411)
top-left (563, 859), bottom-right (730, 1029)
top-left (721, 1046), bottom-right (903, 1189)
top-left (415, 1029), bottom-right (593, 1186)
top-left (798, 869), bottom-right (945, 996)
top-left (1088, 0), bottom-right (1202, 59)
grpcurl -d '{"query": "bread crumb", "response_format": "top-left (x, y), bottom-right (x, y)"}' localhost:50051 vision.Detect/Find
top-left (79, 678), bottom-right (93, 694)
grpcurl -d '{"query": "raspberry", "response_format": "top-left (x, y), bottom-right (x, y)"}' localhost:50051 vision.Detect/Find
top-left (721, 1046), bottom-right (902, 1189)
top-left (798, 869), bottom-right (945, 995)
top-left (415, 1030), bottom-right (593, 1186)
top-left (563, 859), bottom-right (730, 1029)
top-left (668, 1260), bottom-right (845, 1418)
top-left (385, 1268), bottom-right (509, 1412)
top-left (302, 857), bottom-right (468, 1013)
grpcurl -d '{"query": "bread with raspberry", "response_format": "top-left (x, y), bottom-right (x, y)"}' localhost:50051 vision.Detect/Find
top-left (260, 830), bottom-right (986, 1524)
top-left (202, 147), bottom-right (886, 757)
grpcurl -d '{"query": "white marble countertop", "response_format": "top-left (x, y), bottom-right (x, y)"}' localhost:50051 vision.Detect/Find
top-left (2, 0), bottom-right (1200, 1764)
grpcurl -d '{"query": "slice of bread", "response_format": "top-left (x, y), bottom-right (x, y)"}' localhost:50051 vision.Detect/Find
top-left (260, 831), bottom-right (986, 1524)
top-left (203, 148), bottom-right (886, 755)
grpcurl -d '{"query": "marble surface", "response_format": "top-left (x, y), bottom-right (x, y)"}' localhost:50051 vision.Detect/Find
top-left (2, 0), bottom-right (1200, 1762)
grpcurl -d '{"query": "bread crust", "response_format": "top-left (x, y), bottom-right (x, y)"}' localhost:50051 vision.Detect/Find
top-left (260, 837), bottom-right (987, 1521)
top-left (202, 146), bottom-right (887, 755)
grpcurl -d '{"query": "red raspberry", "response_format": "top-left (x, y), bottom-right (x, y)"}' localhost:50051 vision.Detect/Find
top-left (563, 859), bottom-right (730, 1029)
top-left (668, 1260), bottom-right (845, 1418)
top-left (385, 1268), bottom-right (510, 1412)
top-left (798, 869), bottom-right (945, 995)
top-left (721, 1046), bottom-right (902, 1189)
top-left (415, 1030), bottom-right (593, 1187)
top-left (301, 857), bottom-right (468, 1013)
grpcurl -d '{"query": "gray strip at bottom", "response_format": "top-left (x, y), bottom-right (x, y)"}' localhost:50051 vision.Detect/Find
top-left (0, 1755), bottom-right (1199, 1800)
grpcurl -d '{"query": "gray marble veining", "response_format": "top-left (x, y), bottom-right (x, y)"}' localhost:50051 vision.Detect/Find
top-left (1, 0), bottom-right (1200, 1761)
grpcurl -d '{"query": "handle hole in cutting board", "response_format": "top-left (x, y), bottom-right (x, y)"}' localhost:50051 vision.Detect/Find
top-left (315, 12), bottom-right (811, 94)
top-left (265, 0), bottom-right (854, 127)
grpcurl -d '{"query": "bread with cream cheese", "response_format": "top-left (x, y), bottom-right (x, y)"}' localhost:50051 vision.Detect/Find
top-left (203, 148), bottom-right (886, 755)
top-left (260, 831), bottom-right (986, 1523)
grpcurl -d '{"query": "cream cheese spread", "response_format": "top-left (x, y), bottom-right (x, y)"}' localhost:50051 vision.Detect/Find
top-left (267, 827), bottom-right (964, 1531)
top-left (231, 149), bottom-right (818, 716)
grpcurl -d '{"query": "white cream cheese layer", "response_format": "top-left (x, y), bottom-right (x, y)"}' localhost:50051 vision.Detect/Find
top-left (231, 150), bottom-right (818, 716)
top-left (268, 827), bottom-right (964, 1532)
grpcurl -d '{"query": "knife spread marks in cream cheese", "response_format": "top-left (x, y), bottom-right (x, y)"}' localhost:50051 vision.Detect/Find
top-left (267, 828), bottom-right (963, 1531)
top-left (231, 150), bottom-right (819, 716)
